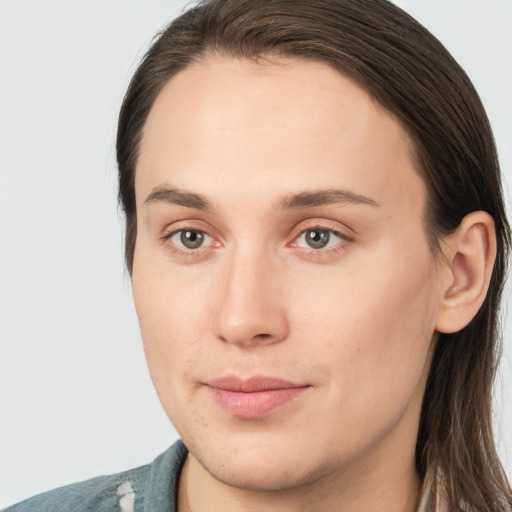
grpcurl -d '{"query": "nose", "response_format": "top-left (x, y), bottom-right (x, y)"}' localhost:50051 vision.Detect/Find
top-left (213, 250), bottom-right (289, 348)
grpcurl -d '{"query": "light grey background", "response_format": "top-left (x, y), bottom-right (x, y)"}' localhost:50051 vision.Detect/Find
top-left (0, 0), bottom-right (510, 507)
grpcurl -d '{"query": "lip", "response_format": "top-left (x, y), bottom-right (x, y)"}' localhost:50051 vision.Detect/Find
top-left (206, 376), bottom-right (310, 419)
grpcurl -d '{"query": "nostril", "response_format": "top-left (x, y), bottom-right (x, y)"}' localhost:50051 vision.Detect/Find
top-left (218, 331), bottom-right (282, 346)
top-left (254, 333), bottom-right (271, 340)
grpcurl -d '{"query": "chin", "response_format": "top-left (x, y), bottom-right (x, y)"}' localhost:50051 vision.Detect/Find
top-left (182, 428), bottom-right (332, 492)
top-left (201, 451), bottom-right (323, 492)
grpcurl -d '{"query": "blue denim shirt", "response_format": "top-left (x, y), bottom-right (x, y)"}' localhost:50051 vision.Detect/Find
top-left (4, 440), bottom-right (188, 512)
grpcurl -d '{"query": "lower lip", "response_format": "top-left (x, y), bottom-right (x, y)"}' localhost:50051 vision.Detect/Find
top-left (207, 386), bottom-right (309, 419)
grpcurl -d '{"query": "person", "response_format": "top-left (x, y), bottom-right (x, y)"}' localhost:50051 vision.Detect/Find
top-left (5, 0), bottom-right (512, 511)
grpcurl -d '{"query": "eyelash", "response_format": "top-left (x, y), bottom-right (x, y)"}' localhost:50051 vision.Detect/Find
top-left (161, 222), bottom-right (353, 260)
top-left (161, 228), bottom-right (219, 259)
top-left (287, 220), bottom-right (353, 259)
top-left (290, 226), bottom-right (351, 255)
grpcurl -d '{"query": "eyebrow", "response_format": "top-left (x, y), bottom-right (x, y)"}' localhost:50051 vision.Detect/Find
top-left (143, 185), bottom-right (379, 211)
top-left (276, 189), bottom-right (380, 210)
top-left (144, 186), bottom-right (214, 211)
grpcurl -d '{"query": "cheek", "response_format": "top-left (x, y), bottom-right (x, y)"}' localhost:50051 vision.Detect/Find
top-left (294, 249), bottom-right (437, 425)
top-left (132, 254), bottom-right (210, 406)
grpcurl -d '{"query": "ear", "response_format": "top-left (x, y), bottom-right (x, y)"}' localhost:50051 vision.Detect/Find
top-left (435, 211), bottom-right (497, 334)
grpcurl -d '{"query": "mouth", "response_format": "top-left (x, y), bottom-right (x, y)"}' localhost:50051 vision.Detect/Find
top-left (205, 376), bottom-right (311, 419)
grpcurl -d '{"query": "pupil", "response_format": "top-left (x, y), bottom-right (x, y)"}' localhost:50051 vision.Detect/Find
top-left (181, 230), bottom-right (204, 249)
top-left (306, 230), bottom-right (330, 249)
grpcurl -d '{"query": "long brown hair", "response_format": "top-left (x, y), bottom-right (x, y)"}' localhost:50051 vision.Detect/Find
top-left (116, 1), bottom-right (512, 510)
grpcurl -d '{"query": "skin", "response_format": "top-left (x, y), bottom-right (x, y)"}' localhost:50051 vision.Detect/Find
top-left (132, 57), bottom-right (495, 512)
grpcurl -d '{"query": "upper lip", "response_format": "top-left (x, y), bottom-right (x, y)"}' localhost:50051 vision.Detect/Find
top-left (207, 375), bottom-right (308, 392)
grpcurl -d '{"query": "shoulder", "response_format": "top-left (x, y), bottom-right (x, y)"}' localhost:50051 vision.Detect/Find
top-left (3, 470), bottom-right (140, 512)
top-left (3, 440), bottom-right (188, 512)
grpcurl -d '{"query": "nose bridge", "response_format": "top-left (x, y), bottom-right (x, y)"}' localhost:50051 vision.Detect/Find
top-left (214, 243), bottom-right (288, 348)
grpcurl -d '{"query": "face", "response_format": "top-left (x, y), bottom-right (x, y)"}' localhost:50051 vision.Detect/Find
top-left (133, 57), bottom-right (441, 492)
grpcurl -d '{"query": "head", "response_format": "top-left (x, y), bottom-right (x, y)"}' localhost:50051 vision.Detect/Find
top-left (117, 0), bottom-right (511, 510)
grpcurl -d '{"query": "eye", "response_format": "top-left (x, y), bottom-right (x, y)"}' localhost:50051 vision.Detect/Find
top-left (169, 229), bottom-right (211, 249)
top-left (295, 228), bottom-right (346, 250)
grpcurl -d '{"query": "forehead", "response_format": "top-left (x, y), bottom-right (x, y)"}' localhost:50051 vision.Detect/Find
top-left (137, 56), bottom-right (425, 216)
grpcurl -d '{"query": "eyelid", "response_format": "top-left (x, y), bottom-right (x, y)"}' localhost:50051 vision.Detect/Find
top-left (289, 218), bottom-right (354, 243)
top-left (161, 219), bottom-right (221, 241)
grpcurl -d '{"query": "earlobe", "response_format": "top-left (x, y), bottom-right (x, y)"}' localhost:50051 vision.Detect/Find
top-left (435, 211), bottom-right (496, 334)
